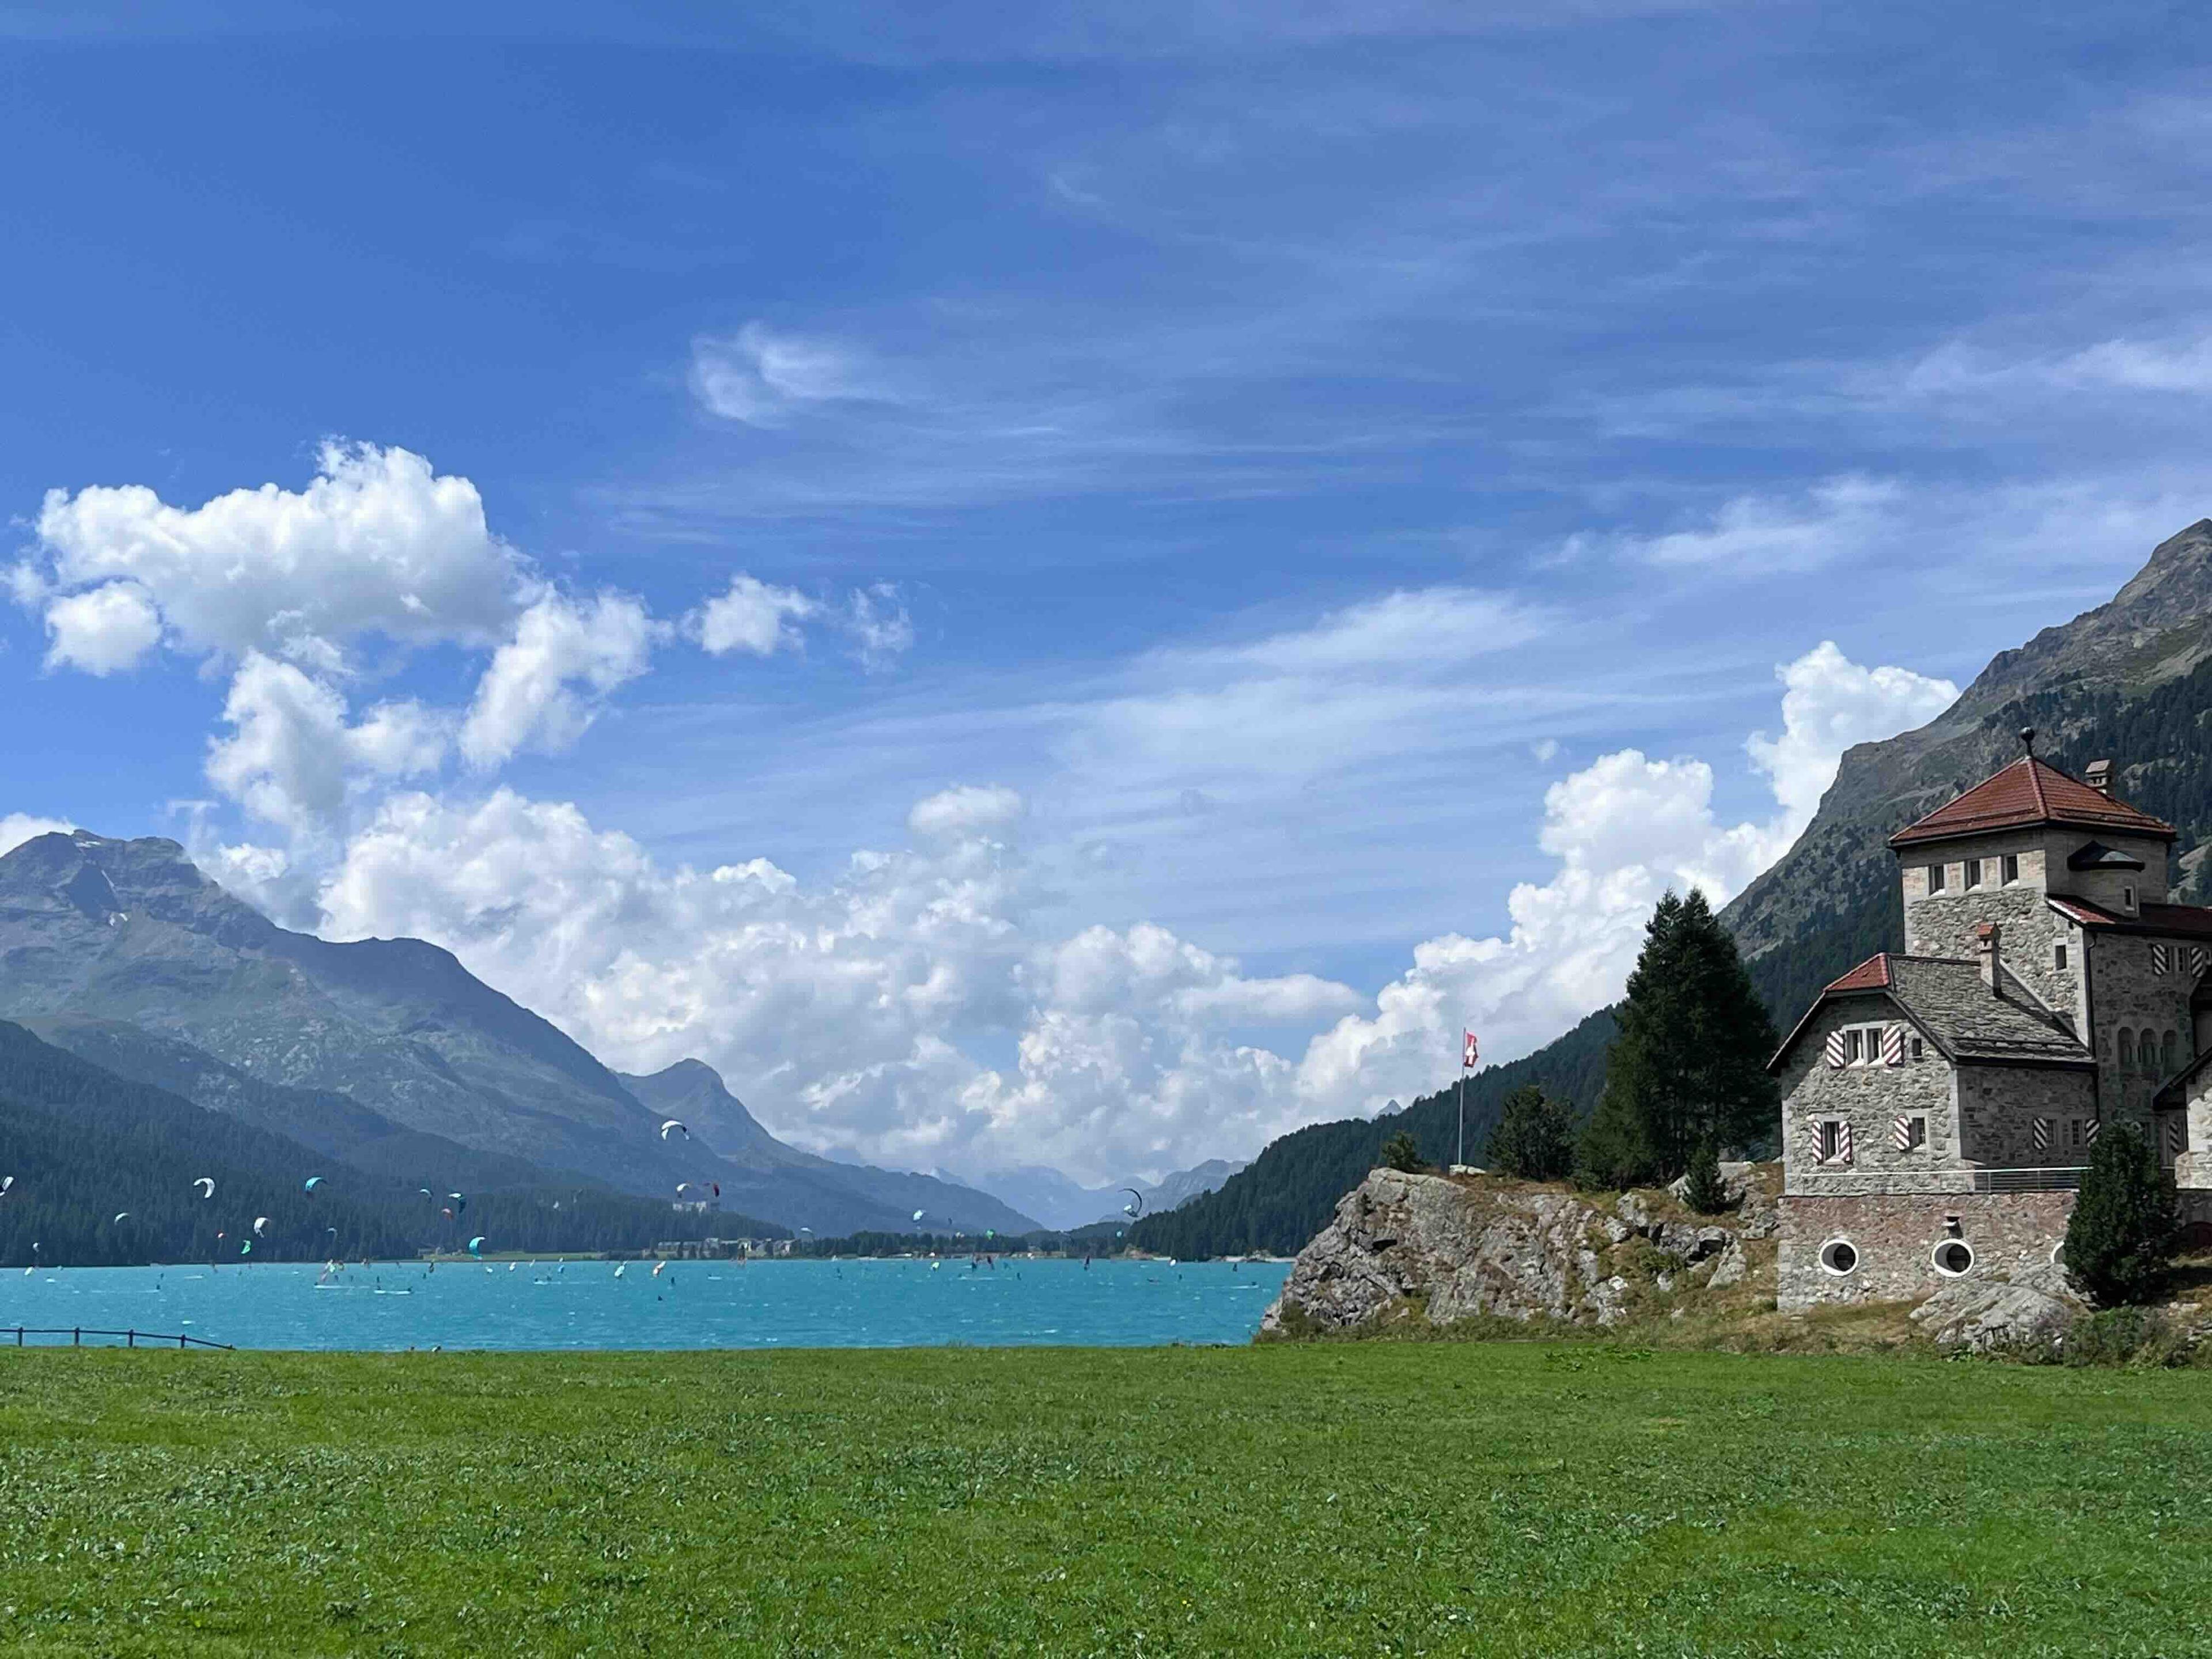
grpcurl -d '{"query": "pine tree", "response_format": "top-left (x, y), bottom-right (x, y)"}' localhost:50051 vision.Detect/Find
top-left (1681, 1137), bottom-right (1729, 1214)
top-left (1484, 1084), bottom-right (1577, 1181)
top-left (2063, 1123), bottom-right (2178, 1306)
top-left (1577, 890), bottom-right (1779, 1187)
top-left (1378, 1131), bottom-right (1425, 1173)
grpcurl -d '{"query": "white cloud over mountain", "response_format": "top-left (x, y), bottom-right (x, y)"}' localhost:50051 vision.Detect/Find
top-left (292, 634), bottom-right (1949, 1182)
top-left (10, 446), bottom-right (1957, 1181)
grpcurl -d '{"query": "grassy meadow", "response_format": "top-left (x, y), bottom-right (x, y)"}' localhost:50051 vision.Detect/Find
top-left (1, 1342), bottom-right (2209, 1656)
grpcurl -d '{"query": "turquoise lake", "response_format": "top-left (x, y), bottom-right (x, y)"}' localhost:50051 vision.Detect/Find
top-left (0, 1257), bottom-right (1291, 1351)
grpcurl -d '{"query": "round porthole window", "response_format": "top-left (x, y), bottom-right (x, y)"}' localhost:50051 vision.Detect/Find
top-left (1931, 1240), bottom-right (1974, 1277)
top-left (1818, 1237), bottom-right (1859, 1276)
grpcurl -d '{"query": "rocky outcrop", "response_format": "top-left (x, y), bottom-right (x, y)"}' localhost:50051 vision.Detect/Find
top-left (1260, 1166), bottom-right (1779, 1336)
top-left (1908, 1263), bottom-right (2086, 1354)
top-left (1263, 1164), bottom-right (2120, 1350)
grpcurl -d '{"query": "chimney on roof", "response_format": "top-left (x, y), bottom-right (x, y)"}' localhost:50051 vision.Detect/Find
top-left (2085, 758), bottom-right (2112, 796)
top-left (1976, 921), bottom-right (2001, 994)
top-left (2020, 726), bottom-right (2036, 755)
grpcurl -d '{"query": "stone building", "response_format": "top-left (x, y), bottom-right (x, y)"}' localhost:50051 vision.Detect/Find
top-left (1770, 739), bottom-right (2212, 1309)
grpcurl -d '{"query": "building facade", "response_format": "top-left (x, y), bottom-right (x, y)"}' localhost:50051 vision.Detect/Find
top-left (1771, 740), bottom-right (2212, 1310)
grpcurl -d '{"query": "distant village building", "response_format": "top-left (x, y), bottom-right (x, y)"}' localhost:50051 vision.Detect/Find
top-left (1769, 737), bottom-right (2212, 1309)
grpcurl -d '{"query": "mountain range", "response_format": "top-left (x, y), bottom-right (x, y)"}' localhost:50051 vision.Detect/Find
top-left (1135, 518), bottom-right (2212, 1257)
top-left (0, 831), bottom-right (1038, 1238)
top-left (0, 1018), bottom-right (785, 1266)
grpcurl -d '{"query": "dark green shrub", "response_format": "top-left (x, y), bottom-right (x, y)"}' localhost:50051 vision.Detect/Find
top-left (2063, 1123), bottom-right (2179, 1307)
top-left (2063, 1306), bottom-right (2192, 1368)
top-left (1378, 1131), bottom-right (1424, 1173)
top-left (1485, 1085), bottom-right (1577, 1180)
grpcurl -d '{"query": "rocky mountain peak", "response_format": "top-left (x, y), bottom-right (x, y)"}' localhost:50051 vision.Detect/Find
top-left (0, 830), bottom-right (275, 946)
top-left (1950, 517), bottom-right (2212, 717)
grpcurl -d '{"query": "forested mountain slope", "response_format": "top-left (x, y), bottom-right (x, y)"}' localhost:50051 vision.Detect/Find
top-left (0, 1022), bottom-right (779, 1266)
top-left (0, 832), bottom-right (703, 1196)
top-left (1141, 519), bottom-right (2212, 1258)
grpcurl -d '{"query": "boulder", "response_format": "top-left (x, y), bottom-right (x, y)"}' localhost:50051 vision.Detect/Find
top-left (1706, 1238), bottom-right (1748, 1290)
top-left (1909, 1265), bottom-right (2084, 1354)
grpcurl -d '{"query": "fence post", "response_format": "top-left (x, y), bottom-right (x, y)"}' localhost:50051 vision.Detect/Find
top-left (178, 1334), bottom-right (186, 1350)
top-left (126, 1330), bottom-right (135, 1349)
top-left (72, 1327), bottom-right (79, 1347)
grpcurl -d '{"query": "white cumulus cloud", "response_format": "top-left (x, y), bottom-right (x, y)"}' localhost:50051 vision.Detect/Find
top-left (26, 441), bottom-right (522, 672)
top-left (206, 654), bottom-right (450, 838)
top-left (1747, 641), bottom-right (1957, 835)
top-left (459, 592), bottom-right (661, 770)
top-left (690, 574), bottom-right (820, 657)
top-left (908, 783), bottom-right (1025, 842)
top-left (41, 581), bottom-right (164, 675)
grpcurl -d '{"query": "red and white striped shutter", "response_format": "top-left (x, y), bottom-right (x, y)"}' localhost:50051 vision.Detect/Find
top-left (2085, 1118), bottom-right (2101, 1145)
top-left (2190, 945), bottom-right (2208, 978)
top-left (1805, 1118), bottom-right (1827, 1161)
top-left (2153, 942), bottom-right (2173, 975)
top-left (1883, 1026), bottom-right (1906, 1066)
top-left (1891, 1115), bottom-right (1913, 1151)
top-left (2168, 1117), bottom-right (2187, 1157)
top-left (2031, 1117), bottom-right (2052, 1152)
top-left (1837, 1120), bottom-right (1853, 1163)
top-left (1824, 1030), bottom-right (1847, 1069)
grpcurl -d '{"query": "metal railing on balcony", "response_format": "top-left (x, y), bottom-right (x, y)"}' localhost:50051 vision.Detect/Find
top-left (1970, 1166), bottom-right (2088, 1193)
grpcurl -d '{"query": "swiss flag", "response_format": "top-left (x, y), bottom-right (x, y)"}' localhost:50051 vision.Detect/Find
top-left (1462, 1030), bottom-right (1479, 1069)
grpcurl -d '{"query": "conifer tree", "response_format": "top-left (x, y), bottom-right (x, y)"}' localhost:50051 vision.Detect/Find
top-left (1577, 890), bottom-right (1779, 1187)
top-left (1681, 1137), bottom-right (1729, 1214)
top-left (2063, 1123), bottom-right (2178, 1306)
top-left (1378, 1130), bottom-right (1425, 1173)
top-left (1484, 1084), bottom-right (1577, 1181)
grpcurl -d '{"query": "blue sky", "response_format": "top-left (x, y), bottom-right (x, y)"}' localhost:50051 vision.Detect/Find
top-left (3, 2), bottom-right (2209, 1181)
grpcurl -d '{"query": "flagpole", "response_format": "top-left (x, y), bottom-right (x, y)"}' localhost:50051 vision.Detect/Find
top-left (1456, 1029), bottom-right (1477, 1172)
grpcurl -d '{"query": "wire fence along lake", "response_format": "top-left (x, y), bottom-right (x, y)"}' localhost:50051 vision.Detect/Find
top-left (0, 1257), bottom-right (1290, 1351)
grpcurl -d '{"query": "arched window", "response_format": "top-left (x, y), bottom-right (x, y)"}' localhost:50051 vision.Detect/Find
top-left (2165, 1030), bottom-right (2180, 1077)
top-left (2119, 1028), bottom-right (2136, 1074)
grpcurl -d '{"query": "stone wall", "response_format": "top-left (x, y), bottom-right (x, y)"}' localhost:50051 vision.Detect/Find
top-left (1955, 1062), bottom-right (2096, 1166)
top-left (2088, 930), bottom-right (2195, 1147)
top-left (1777, 997), bottom-right (1958, 1196)
top-left (1777, 1191), bottom-right (2073, 1310)
top-left (1901, 831), bottom-right (2078, 1016)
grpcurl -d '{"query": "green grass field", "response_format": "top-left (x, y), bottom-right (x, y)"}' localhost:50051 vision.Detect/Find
top-left (2, 1344), bottom-right (2209, 1656)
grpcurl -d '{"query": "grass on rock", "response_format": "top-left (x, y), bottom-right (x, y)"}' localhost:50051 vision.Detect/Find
top-left (2, 1343), bottom-right (2211, 1656)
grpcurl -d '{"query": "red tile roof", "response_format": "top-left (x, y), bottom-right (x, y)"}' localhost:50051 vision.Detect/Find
top-left (2048, 896), bottom-right (2212, 937)
top-left (1889, 756), bottom-right (2176, 848)
top-left (1823, 953), bottom-right (1895, 993)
